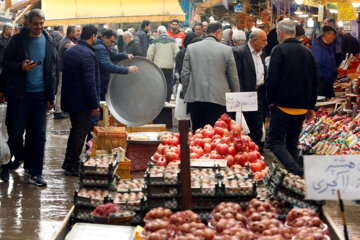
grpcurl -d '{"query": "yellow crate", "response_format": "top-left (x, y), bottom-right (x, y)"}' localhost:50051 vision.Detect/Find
top-left (125, 124), bottom-right (166, 133)
top-left (116, 157), bottom-right (131, 179)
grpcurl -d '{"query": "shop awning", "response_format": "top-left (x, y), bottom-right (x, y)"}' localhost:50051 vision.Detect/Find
top-left (42, 0), bottom-right (186, 26)
top-left (196, 0), bottom-right (227, 15)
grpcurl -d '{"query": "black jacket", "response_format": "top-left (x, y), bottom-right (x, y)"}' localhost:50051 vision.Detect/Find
top-left (126, 39), bottom-right (143, 56)
top-left (266, 38), bottom-right (318, 110)
top-left (264, 28), bottom-right (278, 57)
top-left (0, 33), bottom-right (11, 65)
top-left (341, 33), bottom-right (360, 57)
top-left (233, 44), bottom-right (266, 92)
top-left (62, 40), bottom-right (100, 112)
top-left (1, 28), bottom-right (58, 103)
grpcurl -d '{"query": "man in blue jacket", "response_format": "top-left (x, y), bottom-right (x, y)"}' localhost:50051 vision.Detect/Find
top-left (135, 20), bottom-right (151, 57)
top-left (61, 24), bottom-right (100, 176)
top-left (0, 9), bottom-right (57, 185)
top-left (311, 26), bottom-right (337, 98)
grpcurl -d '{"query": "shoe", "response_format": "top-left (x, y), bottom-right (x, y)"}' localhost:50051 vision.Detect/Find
top-left (65, 167), bottom-right (80, 177)
top-left (29, 175), bottom-right (47, 186)
top-left (54, 112), bottom-right (69, 119)
top-left (0, 165), bottom-right (9, 182)
top-left (8, 160), bottom-right (22, 171)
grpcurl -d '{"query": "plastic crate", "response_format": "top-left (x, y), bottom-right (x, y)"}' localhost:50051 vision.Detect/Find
top-left (116, 157), bottom-right (131, 180)
top-left (74, 188), bottom-right (111, 208)
top-left (192, 196), bottom-right (219, 210)
top-left (147, 197), bottom-right (180, 210)
top-left (92, 127), bottom-right (127, 157)
top-left (146, 185), bottom-right (180, 198)
top-left (125, 124), bottom-right (166, 133)
top-left (126, 143), bottom-right (158, 171)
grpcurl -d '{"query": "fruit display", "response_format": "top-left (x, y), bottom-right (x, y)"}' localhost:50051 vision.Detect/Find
top-left (153, 114), bottom-right (268, 179)
top-left (116, 179), bottom-right (145, 192)
top-left (144, 207), bottom-right (173, 222)
top-left (299, 108), bottom-right (360, 155)
top-left (141, 199), bottom-right (330, 240)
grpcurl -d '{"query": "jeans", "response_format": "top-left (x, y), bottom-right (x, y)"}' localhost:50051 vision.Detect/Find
top-left (243, 86), bottom-right (266, 147)
top-left (188, 102), bottom-right (234, 132)
top-left (267, 106), bottom-right (305, 176)
top-left (161, 68), bottom-right (173, 102)
top-left (6, 93), bottom-right (47, 177)
top-left (64, 110), bottom-right (92, 170)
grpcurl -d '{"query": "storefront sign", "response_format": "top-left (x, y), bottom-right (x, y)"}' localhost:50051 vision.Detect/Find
top-left (234, 4), bottom-right (242, 12)
top-left (337, 2), bottom-right (357, 21)
top-left (343, 21), bottom-right (352, 31)
top-left (318, 5), bottom-right (324, 22)
top-left (225, 92), bottom-right (258, 112)
top-left (304, 155), bottom-right (360, 200)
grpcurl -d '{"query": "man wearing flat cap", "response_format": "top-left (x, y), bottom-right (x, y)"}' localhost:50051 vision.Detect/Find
top-left (311, 26), bottom-right (338, 98)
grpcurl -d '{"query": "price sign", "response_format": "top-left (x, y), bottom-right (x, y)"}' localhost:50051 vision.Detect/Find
top-left (304, 155), bottom-right (360, 200)
top-left (225, 92), bottom-right (258, 112)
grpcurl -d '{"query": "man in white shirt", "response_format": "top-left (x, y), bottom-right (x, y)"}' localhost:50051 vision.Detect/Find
top-left (233, 29), bottom-right (267, 151)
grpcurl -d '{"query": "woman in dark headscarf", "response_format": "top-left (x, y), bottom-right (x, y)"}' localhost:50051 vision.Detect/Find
top-left (174, 32), bottom-right (198, 84)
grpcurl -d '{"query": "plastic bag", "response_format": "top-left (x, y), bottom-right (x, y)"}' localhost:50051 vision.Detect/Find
top-left (174, 84), bottom-right (190, 120)
top-left (0, 132), bottom-right (10, 165)
top-left (86, 139), bottom-right (93, 155)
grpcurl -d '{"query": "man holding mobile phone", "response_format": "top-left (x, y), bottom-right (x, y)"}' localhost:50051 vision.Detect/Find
top-left (0, 9), bottom-right (57, 186)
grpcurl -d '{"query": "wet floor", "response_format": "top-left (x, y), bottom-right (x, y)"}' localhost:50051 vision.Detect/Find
top-left (0, 104), bottom-right (359, 240)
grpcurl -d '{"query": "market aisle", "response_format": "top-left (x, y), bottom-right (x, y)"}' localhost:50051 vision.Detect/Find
top-left (0, 105), bottom-right (78, 240)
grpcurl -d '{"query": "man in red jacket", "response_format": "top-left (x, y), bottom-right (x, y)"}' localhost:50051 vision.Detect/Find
top-left (167, 19), bottom-right (185, 49)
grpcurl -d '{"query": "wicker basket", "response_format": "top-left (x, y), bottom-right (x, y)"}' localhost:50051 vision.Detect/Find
top-left (92, 127), bottom-right (127, 157)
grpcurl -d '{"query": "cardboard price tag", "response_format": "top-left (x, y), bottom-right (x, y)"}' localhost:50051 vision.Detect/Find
top-left (225, 92), bottom-right (258, 112)
top-left (304, 155), bottom-right (360, 200)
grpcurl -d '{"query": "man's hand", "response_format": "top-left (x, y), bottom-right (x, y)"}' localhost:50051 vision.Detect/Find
top-left (22, 60), bottom-right (38, 72)
top-left (128, 54), bottom-right (134, 61)
top-left (268, 103), bottom-right (274, 107)
top-left (306, 109), bottom-right (315, 122)
top-left (47, 101), bottom-right (54, 111)
top-left (65, 41), bottom-right (75, 48)
top-left (128, 66), bottom-right (138, 74)
top-left (0, 92), bottom-right (5, 103)
top-left (92, 108), bottom-right (100, 116)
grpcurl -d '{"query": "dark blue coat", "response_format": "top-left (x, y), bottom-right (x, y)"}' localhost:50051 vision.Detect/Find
top-left (61, 40), bottom-right (100, 112)
top-left (94, 36), bottom-right (128, 96)
top-left (311, 37), bottom-right (337, 83)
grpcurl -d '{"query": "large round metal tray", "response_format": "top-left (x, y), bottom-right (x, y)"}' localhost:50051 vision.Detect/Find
top-left (106, 57), bottom-right (166, 127)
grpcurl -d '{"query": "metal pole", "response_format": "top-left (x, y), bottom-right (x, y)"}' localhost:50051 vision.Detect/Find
top-left (179, 119), bottom-right (192, 210)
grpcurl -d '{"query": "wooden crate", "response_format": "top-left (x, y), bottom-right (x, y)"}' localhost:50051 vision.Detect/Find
top-left (116, 157), bottom-right (131, 180)
top-left (92, 127), bottom-right (127, 157)
top-left (125, 124), bottom-right (166, 133)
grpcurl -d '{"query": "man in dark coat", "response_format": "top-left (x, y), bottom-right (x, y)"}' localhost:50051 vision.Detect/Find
top-left (0, 9), bottom-right (57, 185)
top-left (267, 20), bottom-right (318, 177)
top-left (311, 26), bottom-right (337, 98)
top-left (61, 24), bottom-right (100, 176)
top-left (233, 29), bottom-right (267, 151)
top-left (264, 17), bottom-right (283, 57)
top-left (0, 23), bottom-right (13, 74)
top-left (123, 31), bottom-right (143, 56)
top-left (135, 20), bottom-right (151, 57)
top-left (341, 31), bottom-right (360, 58)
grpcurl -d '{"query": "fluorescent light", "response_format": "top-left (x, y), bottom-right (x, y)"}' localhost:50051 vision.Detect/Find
top-left (209, 16), bottom-right (215, 21)
top-left (352, 2), bottom-right (360, 8)
top-left (47, 27), bottom-right (51, 31)
top-left (295, 0), bottom-right (303, 4)
top-left (329, 9), bottom-right (338, 14)
top-left (338, 21), bottom-right (343, 27)
top-left (300, 14), bottom-right (309, 18)
top-left (104, 24), bottom-right (108, 29)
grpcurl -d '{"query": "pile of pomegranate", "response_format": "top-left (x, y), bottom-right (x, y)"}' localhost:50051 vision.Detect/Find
top-left (141, 200), bottom-right (331, 240)
top-left (153, 114), bottom-right (268, 180)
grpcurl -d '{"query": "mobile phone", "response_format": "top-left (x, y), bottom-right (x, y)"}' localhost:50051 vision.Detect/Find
top-left (35, 60), bottom-right (42, 65)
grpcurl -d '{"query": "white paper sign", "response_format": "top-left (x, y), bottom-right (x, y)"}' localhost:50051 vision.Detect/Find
top-left (304, 155), bottom-right (360, 200)
top-left (318, 5), bottom-right (324, 22)
top-left (225, 92), bottom-right (258, 112)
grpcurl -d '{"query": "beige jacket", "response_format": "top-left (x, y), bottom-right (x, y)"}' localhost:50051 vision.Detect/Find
top-left (147, 34), bottom-right (179, 69)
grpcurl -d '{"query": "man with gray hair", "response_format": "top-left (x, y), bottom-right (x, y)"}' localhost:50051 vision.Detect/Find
top-left (147, 26), bottom-right (179, 102)
top-left (55, 24), bottom-right (82, 119)
top-left (0, 9), bottom-right (58, 185)
top-left (232, 30), bottom-right (246, 46)
top-left (182, 21), bottom-right (240, 130)
top-left (233, 29), bottom-right (267, 150)
top-left (123, 31), bottom-right (143, 56)
top-left (0, 23), bottom-right (13, 73)
top-left (266, 20), bottom-right (318, 177)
